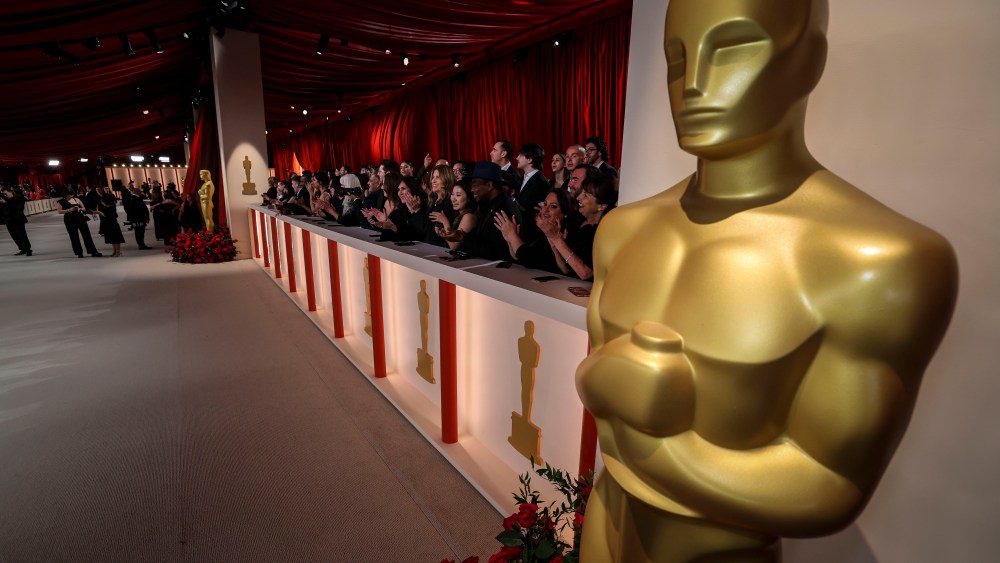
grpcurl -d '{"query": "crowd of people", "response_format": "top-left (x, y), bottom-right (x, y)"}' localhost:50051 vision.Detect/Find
top-left (0, 178), bottom-right (206, 259)
top-left (263, 136), bottom-right (619, 281)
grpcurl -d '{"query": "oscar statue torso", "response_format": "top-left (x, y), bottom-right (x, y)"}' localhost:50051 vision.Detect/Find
top-left (576, 1), bottom-right (958, 561)
top-left (199, 174), bottom-right (215, 232)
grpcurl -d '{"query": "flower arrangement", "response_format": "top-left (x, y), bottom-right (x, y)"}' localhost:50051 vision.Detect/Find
top-left (169, 227), bottom-right (238, 264)
top-left (446, 464), bottom-right (593, 563)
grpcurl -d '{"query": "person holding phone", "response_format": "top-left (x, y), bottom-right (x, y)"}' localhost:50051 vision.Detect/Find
top-left (56, 191), bottom-right (102, 257)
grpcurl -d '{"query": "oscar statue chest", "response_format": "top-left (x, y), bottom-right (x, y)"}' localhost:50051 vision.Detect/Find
top-left (595, 215), bottom-right (824, 446)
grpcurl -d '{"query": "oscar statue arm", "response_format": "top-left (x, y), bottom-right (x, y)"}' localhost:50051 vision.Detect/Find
top-left (640, 235), bottom-right (959, 538)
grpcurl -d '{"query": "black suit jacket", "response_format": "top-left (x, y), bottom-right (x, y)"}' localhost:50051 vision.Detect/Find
top-left (597, 162), bottom-right (619, 179)
top-left (499, 164), bottom-right (521, 195)
top-left (515, 171), bottom-right (550, 213)
top-left (83, 189), bottom-right (101, 212)
top-left (2, 195), bottom-right (27, 225)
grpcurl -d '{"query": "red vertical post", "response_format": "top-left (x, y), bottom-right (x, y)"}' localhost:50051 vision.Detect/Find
top-left (260, 213), bottom-right (270, 267)
top-left (250, 209), bottom-right (260, 258)
top-left (284, 222), bottom-right (297, 292)
top-left (368, 254), bottom-right (387, 378)
top-left (579, 341), bottom-right (599, 477)
top-left (439, 280), bottom-right (458, 444)
top-left (327, 240), bottom-right (345, 338)
top-left (270, 216), bottom-right (281, 278)
top-left (302, 231), bottom-right (316, 311)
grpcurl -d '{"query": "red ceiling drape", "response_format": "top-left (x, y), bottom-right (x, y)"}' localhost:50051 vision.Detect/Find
top-left (182, 87), bottom-right (226, 228)
top-left (270, 12), bottom-right (630, 178)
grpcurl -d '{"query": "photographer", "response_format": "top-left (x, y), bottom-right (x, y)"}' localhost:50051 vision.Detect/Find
top-left (55, 191), bottom-right (101, 257)
top-left (1, 186), bottom-right (32, 256)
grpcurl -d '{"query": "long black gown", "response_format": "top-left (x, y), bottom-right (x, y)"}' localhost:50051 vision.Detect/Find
top-left (98, 193), bottom-right (125, 245)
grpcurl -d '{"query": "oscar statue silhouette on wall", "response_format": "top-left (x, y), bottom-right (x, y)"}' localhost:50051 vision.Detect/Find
top-left (198, 170), bottom-right (215, 232)
top-left (576, 0), bottom-right (959, 561)
top-left (242, 156), bottom-right (257, 195)
top-left (362, 256), bottom-right (373, 337)
top-left (416, 280), bottom-right (435, 384)
top-left (508, 321), bottom-right (543, 465)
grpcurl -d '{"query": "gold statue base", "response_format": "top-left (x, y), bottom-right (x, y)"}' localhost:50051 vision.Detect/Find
top-left (508, 412), bottom-right (543, 465)
top-left (416, 348), bottom-right (435, 384)
top-left (242, 182), bottom-right (257, 195)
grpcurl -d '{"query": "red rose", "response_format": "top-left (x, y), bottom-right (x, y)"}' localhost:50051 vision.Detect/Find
top-left (502, 514), bottom-right (518, 531)
top-left (488, 546), bottom-right (522, 563)
top-left (516, 503), bottom-right (538, 527)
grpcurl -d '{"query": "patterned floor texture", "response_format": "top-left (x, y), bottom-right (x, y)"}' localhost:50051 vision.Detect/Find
top-left (0, 210), bottom-right (499, 562)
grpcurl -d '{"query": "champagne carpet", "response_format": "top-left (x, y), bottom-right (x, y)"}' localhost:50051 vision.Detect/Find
top-left (0, 210), bottom-right (498, 561)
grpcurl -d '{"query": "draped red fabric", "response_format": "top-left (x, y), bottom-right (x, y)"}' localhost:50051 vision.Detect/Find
top-left (270, 12), bottom-right (631, 178)
top-left (18, 172), bottom-right (63, 189)
top-left (182, 91), bottom-right (226, 228)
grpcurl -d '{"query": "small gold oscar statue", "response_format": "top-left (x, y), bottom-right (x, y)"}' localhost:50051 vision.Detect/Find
top-left (415, 280), bottom-right (435, 384)
top-left (242, 156), bottom-right (257, 195)
top-left (508, 321), bottom-right (543, 465)
top-left (198, 170), bottom-right (215, 232)
top-left (362, 257), bottom-right (373, 337)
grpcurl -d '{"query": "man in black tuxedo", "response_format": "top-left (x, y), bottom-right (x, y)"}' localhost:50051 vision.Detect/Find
top-left (584, 136), bottom-right (619, 179)
top-left (490, 139), bottom-right (521, 196)
top-left (514, 143), bottom-right (550, 213)
top-left (1, 187), bottom-right (32, 256)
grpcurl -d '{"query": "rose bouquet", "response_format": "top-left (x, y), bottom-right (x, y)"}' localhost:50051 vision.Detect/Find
top-left (169, 227), bottom-right (238, 264)
top-left (486, 464), bottom-right (594, 563)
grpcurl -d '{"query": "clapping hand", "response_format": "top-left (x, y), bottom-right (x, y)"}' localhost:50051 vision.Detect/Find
top-left (401, 190), bottom-right (422, 213)
top-left (537, 214), bottom-right (564, 239)
top-left (493, 210), bottom-right (519, 240)
top-left (428, 210), bottom-right (448, 226)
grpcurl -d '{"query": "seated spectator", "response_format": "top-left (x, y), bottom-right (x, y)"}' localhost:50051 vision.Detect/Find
top-left (584, 136), bottom-right (619, 178)
top-left (494, 189), bottom-right (577, 273)
top-left (458, 162), bottom-right (522, 260)
top-left (565, 144), bottom-right (586, 173)
top-left (547, 172), bottom-right (618, 280)
top-left (400, 161), bottom-right (414, 177)
top-left (404, 164), bottom-right (455, 246)
top-left (435, 179), bottom-right (478, 251)
top-left (566, 164), bottom-right (600, 200)
top-left (362, 172), bottom-right (411, 240)
top-left (549, 153), bottom-right (569, 192)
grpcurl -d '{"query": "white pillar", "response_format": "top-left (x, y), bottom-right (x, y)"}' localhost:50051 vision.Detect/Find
top-left (210, 29), bottom-right (268, 259)
top-left (617, 0), bottom-right (693, 205)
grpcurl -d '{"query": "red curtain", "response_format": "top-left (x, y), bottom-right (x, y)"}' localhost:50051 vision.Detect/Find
top-left (18, 172), bottom-right (63, 188)
top-left (271, 12), bottom-right (630, 178)
top-left (182, 86), bottom-right (226, 228)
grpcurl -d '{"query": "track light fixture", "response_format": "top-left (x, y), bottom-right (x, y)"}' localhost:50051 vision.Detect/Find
top-left (402, 55), bottom-right (410, 66)
top-left (452, 55), bottom-right (461, 68)
top-left (302, 109), bottom-right (308, 115)
top-left (316, 34), bottom-right (329, 55)
top-left (385, 49), bottom-right (391, 55)
top-left (119, 34), bottom-right (135, 56)
top-left (144, 30), bottom-right (164, 54)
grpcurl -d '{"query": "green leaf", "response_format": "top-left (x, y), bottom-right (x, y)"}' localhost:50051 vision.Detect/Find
top-left (535, 538), bottom-right (556, 559)
top-left (496, 530), bottom-right (524, 547)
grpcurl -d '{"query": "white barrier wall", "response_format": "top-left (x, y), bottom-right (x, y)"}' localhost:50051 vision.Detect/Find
top-left (250, 207), bottom-right (599, 513)
top-left (24, 198), bottom-right (57, 216)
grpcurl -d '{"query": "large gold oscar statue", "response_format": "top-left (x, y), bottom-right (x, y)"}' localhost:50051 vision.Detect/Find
top-left (576, 1), bottom-right (958, 561)
top-left (198, 170), bottom-right (215, 232)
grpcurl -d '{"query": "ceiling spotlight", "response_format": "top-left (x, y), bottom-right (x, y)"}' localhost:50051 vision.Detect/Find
top-left (159, 156), bottom-right (170, 163)
top-left (288, 128), bottom-right (293, 133)
top-left (155, 135), bottom-right (160, 139)
top-left (452, 55), bottom-right (461, 67)
top-left (316, 34), bottom-right (329, 55)
top-left (337, 109), bottom-right (342, 114)
top-left (553, 40), bottom-right (560, 46)
top-left (144, 30), bottom-right (164, 54)
top-left (119, 33), bottom-right (135, 56)
top-left (401, 82), bottom-right (406, 86)
top-left (265, 129), bottom-right (268, 135)
top-left (291, 105), bottom-right (295, 109)
top-left (142, 109), bottom-right (150, 115)
top-left (325, 116), bottom-right (329, 121)
top-left (402, 55), bottom-right (410, 66)
top-left (182, 31), bottom-right (190, 40)
top-left (85, 37), bottom-right (101, 51)
top-left (79, 158), bottom-right (89, 162)
top-left (385, 49), bottom-right (391, 55)
top-left (130, 155), bottom-right (145, 162)
top-left (302, 109), bottom-right (308, 115)
top-left (48, 159), bottom-right (60, 166)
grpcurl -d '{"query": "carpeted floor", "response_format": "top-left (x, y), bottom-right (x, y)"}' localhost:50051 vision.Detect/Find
top-left (0, 211), bottom-right (499, 562)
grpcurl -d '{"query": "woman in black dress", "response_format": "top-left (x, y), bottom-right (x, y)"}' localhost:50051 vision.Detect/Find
top-left (95, 187), bottom-right (125, 257)
top-left (55, 192), bottom-right (102, 257)
top-left (178, 193), bottom-right (205, 233)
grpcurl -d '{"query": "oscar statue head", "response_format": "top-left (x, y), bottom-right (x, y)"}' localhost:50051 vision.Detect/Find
top-left (665, 0), bottom-right (829, 160)
top-left (199, 169), bottom-right (211, 182)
